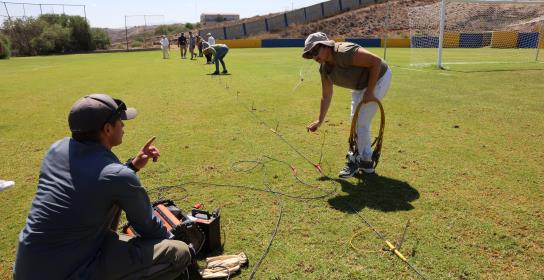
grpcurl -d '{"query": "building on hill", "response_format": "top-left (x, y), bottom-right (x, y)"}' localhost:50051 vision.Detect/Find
top-left (200, 13), bottom-right (240, 24)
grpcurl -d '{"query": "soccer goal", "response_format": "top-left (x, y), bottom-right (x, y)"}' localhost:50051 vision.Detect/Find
top-left (407, 0), bottom-right (544, 68)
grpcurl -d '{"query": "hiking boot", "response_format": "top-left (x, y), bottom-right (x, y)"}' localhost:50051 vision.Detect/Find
top-left (359, 160), bottom-right (375, 174)
top-left (338, 157), bottom-right (359, 178)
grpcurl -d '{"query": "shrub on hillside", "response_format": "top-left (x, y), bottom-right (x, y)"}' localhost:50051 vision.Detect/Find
top-left (0, 33), bottom-right (11, 59)
top-left (131, 41), bottom-right (143, 48)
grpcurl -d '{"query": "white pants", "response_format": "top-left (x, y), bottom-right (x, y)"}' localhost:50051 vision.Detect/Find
top-left (161, 46), bottom-right (169, 59)
top-left (350, 68), bottom-right (392, 161)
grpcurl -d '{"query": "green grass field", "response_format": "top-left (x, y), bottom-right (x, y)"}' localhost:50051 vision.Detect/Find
top-left (1, 48), bottom-right (543, 279)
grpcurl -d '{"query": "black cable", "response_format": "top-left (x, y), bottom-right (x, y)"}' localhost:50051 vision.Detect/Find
top-left (247, 199), bottom-right (283, 280)
top-left (149, 156), bottom-right (335, 280)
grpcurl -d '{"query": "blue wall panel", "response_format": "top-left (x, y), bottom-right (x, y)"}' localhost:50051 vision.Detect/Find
top-left (460, 33), bottom-right (484, 48)
top-left (346, 38), bottom-right (381, 47)
top-left (517, 32), bottom-right (539, 48)
top-left (411, 36), bottom-right (439, 48)
top-left (262, 39), bottom-right (305, 48)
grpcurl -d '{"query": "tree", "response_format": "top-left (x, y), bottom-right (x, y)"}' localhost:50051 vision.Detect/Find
top-left (31, 24), bottom-right (71, 54)
top-left (69, 16), bottom-right (93, 51)
top-left (2, 18), bottom-right (45, 56)
top-left (0, 33), bottom-right (11, 59)
top-left (91, 28), bottom-right (110, 50)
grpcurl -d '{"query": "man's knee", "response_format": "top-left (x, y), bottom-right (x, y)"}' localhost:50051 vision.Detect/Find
top-left (160, 240), bottom-right (191, 269)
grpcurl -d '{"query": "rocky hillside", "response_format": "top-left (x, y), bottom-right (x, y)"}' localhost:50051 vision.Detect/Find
top-left (104, 0), bottom-right (544, 48)
top-left (251, 0), bottom-right (544, 39)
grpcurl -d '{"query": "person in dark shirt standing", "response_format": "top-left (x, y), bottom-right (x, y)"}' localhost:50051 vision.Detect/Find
top-left (196, 34), bottom-right (203, 57)
top-left (188, 31), bottom-right (196, 60)
top-left (177, 32), bottom-right (187, 59)
top-left (13, 93), bottom-right (192, 280)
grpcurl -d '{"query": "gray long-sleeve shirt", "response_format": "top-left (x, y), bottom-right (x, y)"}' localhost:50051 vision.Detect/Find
top-left (14, 138), bottom-right (169, 280)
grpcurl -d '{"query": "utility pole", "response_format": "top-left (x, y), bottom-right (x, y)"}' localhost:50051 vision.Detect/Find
top-left (125, 15), bottom-right (129, 51)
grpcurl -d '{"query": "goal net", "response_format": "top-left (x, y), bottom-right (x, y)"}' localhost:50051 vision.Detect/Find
top-left (407, 0), bottom-right (544, 68)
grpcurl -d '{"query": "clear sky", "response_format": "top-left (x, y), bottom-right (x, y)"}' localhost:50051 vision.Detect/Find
top-left (1, 0), bottom-right (326, 28)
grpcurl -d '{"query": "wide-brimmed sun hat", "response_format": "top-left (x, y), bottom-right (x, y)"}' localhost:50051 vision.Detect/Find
top-left (302, 32), bottom-right (335, 59)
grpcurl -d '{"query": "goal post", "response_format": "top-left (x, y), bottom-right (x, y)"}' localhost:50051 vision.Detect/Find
top-left (408, 0), bottom-right (544, 68)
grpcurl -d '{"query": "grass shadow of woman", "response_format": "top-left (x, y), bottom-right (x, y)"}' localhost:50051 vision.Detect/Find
top-left (322, 173), bottom-right (420, 213)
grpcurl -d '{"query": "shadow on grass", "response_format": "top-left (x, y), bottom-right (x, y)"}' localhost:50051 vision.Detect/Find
top-left (206, 73), bottom-right (232, 76)
top-left (321, 173), bottom-right (420, 213)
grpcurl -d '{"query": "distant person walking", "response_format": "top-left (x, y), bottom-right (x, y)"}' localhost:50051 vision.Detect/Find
top-left (160, 35), bottom-right (170, 59)
top-left (205, 33), bottom-right (215, 64)
top-left (188, 31), bottom-right (196, 60)
top-left (196, 35), bottom-right (203, 57)
top-left (203, 44), bottom-right (229, 75)
top-left (302, 32), bottom-right (392, 177)
top-left (177, 33), bottom-right (187, 59)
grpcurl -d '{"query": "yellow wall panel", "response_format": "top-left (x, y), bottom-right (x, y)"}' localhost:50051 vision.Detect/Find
top-left (491, 31), bottom-right (518, 48)
top-left (216, 39), bottom-right (261, 48)
top-left (381, 38), bottom-right (410, 48)
top-left (443, 32), bottom-right (460, 48)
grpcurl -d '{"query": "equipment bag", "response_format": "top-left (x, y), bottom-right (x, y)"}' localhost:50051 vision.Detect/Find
top-left (122, 199), bottom-right (206, 255)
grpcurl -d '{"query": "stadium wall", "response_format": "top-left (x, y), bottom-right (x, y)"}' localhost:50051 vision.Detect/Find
top-left (207, 34), bottom-right (542, 49)
top-left (381, 38), bottom-right (410, 47)
top-left (198, 0), bottom-right (380, 39)
top-left (216, 39), bottom-right (261, 48)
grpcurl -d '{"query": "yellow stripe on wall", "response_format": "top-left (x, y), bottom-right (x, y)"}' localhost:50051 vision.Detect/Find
top-left (443, 32), bottom-right (460, 48)
top-left (491, 31), bottom-right (518, 48)
top-left (381, 38), bottom-right (410, 48)
top-left (216, 39), bottom-right (262, 48)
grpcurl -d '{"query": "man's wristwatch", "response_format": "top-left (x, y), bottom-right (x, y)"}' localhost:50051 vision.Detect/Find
top-left (126, 157), bottom-right (140, 172)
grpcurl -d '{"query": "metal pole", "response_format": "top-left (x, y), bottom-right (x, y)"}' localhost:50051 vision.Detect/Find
top-left (3, 2), bottom-right (11, 21)
top-left (125, 15), bottom-right (129, 51)
top-left (62, 4), bottom-right (64, 14)
top-left (536, 20), bottom-right (542, 61)
top-left (22, 3), bottom-right (25, 17)
top-left (143, 15), bottom-right (147, 49)
top-left (437, 0), bottom-right (447, 69)
top-left (83, 5), bottom-right (86, 21)
top-left (383, 0), bottom-right (390, 60)
top-left (39, 4), bottom-right (42, 15)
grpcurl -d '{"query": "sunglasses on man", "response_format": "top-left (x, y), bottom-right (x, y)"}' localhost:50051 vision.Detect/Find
top-left (107, 99), bottom-right (127, 122)
top-left (309, 46), bottom-right (321, 58)
top-left (87, 96), bottom-right (127, 123)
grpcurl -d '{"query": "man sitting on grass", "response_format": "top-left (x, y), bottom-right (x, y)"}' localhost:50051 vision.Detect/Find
top-left (203, 43), bottom-right (229, 75)
top-left (14, 93), bottom-right (192, 280)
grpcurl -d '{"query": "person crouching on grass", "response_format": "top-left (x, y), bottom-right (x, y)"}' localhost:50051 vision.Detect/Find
top-left (13, 94), bottom-right (192, 280)
top-left (303, 32), bottom-right (392, 177)
top-left (203, 43), bottom-right (229, 75)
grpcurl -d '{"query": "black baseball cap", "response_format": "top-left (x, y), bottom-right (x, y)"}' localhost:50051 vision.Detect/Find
top-left (68, 93), bottom-right (137, 133)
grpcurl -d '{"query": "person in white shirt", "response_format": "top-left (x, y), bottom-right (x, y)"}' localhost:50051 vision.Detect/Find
top-left (207, 33), bottom-right (215, 45)
top-left (160, 35), bottom-right (170, 59)
top-left (205, 33), bottom-right (215, 64)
